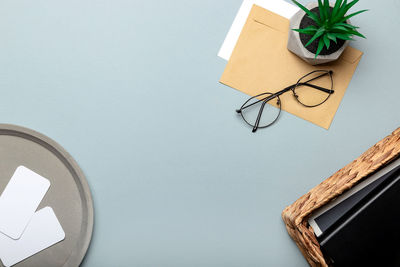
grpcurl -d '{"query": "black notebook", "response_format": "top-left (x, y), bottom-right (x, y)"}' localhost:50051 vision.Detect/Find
top-left (318, 164), bottom-right (400, 266)
top-left (308, 157), bottom-right (400, 238)
top-left (316, 165), bottom-right (400, 240)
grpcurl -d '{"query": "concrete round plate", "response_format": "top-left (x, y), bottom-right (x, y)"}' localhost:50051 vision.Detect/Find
top-left (0, 124), bottom-right (94, 267)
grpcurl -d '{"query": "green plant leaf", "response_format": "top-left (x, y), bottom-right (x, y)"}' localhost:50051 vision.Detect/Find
top-left (329, 26), bottom-right (366, 38)
top-left (334, 0), bottom-right (366, 23)
top-left (336, 22), bottom-right (358, 29)
top-left (318, 0), bottom-right (325, 21)
top-left (323, 34), bottom-right (330, 49)
top-left (293, 29), bottom-right (315, 35)
top-left (340, 9), bottom-right (368, 23)
top-left (331, 25), bottom-right (349, 31)
top-left (334, 33), bottom-right (354, 40)
top-left (347, 29), bottom-right (366, 38)
top-left (324, 0), bottom-right (330, 17)
top-left (291, 0), bottom-right (321, 24)
top-left (331, 0), bottom-right (343, 19)
top-left (305, 28), bottom-right (325, 47)
top-left (315, 38), bottom-right (325, 58)
top-left (343, 0), bottom-right (360, 16)
top-left (331, 0), bottom-right (347, 23)
top-left (330, 30), bottom-right (352, 36)
top-left (305, 25), bottom-right (318, 30)
top-left (333, 0), bottom-right (348, 22)
top-left (327, 32), bottom-right (337, 43)
top-left (292, 26), bottom-right (318, 35)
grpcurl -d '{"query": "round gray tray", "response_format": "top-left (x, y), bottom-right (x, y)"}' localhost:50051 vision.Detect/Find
top-left (0, 124), bottom-right (94, 267)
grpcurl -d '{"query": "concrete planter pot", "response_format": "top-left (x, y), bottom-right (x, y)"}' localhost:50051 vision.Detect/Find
top-left (287, 2), bottom-right (350, 65)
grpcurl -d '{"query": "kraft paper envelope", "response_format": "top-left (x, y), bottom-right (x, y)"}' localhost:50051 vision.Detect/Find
top-left (220, 5), bottom-right (363, 129)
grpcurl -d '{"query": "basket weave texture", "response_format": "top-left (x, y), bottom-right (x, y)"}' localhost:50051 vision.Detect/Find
top-left (282, 128), bottom-right (400, 266)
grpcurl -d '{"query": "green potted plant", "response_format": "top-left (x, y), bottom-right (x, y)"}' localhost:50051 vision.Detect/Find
top-left (287, 0), bottom-right (367, 65)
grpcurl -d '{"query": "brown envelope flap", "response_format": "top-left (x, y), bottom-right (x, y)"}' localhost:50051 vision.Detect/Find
top-left (251, 4), bottom-right (289, 33)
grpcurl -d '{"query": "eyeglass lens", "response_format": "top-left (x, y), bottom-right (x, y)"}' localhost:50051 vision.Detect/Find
top-left (293, 70), bottom-right (333, 107)
top-left (238, 93), bottom-right (282, 129)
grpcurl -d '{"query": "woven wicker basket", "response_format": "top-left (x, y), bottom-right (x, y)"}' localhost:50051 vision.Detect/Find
top-left (282, 128), bottom-right (400, 266)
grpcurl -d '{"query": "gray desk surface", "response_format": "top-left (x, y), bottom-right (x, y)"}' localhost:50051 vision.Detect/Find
top-left (0, 0), bottom-right (399, 266)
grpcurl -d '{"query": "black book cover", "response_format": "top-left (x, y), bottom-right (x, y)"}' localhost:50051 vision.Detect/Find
top-left (315, 165), bottom-right (400, 240)
top-left (319, 165), bottom-right (400, 266)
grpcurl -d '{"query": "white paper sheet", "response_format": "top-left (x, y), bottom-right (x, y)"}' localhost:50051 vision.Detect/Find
top-left (0, 207), bottom-right (65, 267)
top-left (0, 166), bottom-right (50, 240)
top-left (218, 0), bottom-right (299, 60)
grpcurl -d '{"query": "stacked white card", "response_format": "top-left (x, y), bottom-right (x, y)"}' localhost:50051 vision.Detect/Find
top-left (0, 166), bottom-right (65, 267)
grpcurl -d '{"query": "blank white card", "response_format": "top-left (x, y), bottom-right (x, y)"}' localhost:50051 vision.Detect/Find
top-left (0, 166), bottom-right (50, 239)
top-left (0, 207), bottom-right (65, 267)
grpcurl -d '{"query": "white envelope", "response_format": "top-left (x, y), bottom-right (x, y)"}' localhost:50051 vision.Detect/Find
top-left (218, 0), bottom-right (299, 60)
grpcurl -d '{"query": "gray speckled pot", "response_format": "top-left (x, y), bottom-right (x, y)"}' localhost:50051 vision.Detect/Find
top-left (287, 2), bottom-right (349, 65)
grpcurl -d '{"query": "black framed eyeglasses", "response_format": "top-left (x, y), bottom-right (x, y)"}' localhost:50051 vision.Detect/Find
top-left (236, 70), bottom-right (334, 132)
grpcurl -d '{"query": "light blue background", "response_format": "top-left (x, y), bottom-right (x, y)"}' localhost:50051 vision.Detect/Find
top-left (0, 0), bottom-right (399, 266)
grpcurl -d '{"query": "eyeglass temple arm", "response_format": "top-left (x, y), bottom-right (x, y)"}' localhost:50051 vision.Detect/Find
top-left (302, 70), bottom-right (332, 83)
top-left (252, 100), bottom-right (268, 133)
top-left (296, 82), bottom-right (334, 94)
top-left (298, 70), bottom-right (334, 93)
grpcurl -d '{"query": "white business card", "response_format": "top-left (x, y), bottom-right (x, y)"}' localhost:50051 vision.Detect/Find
top-left (0, 207), bottom-right (65, 267)
top-left (0, 166), bottom-right (50, 239)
